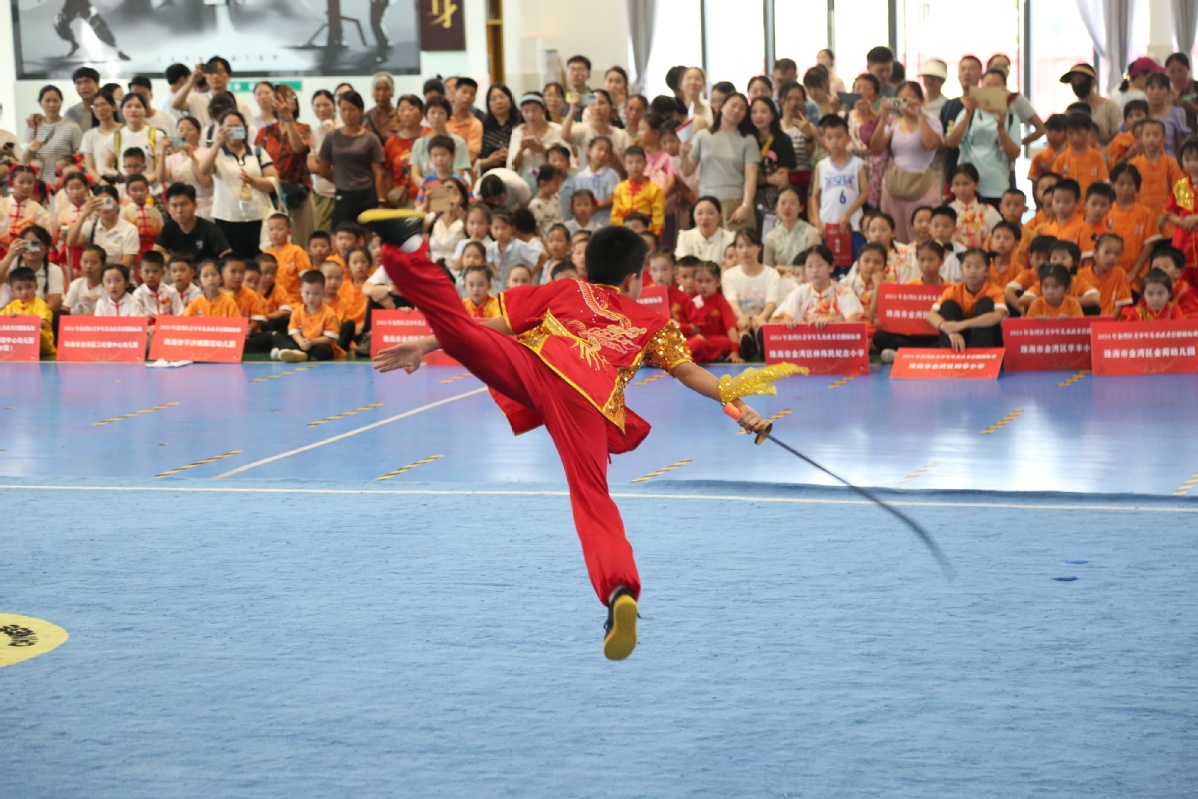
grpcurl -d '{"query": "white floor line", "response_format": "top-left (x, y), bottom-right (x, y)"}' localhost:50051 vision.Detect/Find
top-left (1, 483), bottom-right (1195, 513)
top-left (210, 387), bottom-right (488, 479)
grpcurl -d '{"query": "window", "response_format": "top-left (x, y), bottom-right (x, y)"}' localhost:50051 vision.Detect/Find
top-left (643, 0), bottom-right (703, 98)
top-left (774, 2), bottom-right (829, 80)
top-left (831, 0), bottom-right (890, 83)
top-left (1028, 1), bottom-right (1098, 117)
top-left (703, 0), bottom-right (766, 89)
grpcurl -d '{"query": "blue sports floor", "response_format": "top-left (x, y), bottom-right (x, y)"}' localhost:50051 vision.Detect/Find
top-left (2, 362), bottom-right (1197, 797)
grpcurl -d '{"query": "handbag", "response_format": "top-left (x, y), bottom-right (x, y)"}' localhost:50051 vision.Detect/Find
top-left (279, 180), bottom-right (309, 210)
top-left (884, 160), bottom-right (935, 201)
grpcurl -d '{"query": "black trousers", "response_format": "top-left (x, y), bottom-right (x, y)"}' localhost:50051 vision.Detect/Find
top-left (873, 330), bottom-right (940, 351)
top-left (938, 298), bottom-right (1002, 348)
top-left (270, 331), bottom-right (334, 361)
top-left (332, 189), bottom-right (377, 230)
top-left (215, 219), bottom-right (263, 259)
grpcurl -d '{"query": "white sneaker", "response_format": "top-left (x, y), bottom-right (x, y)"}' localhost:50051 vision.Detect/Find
top-left (279, 349), bottom-right (309, 363)
top-left (270, 348), bottom-right (281, 361)
top-left (881, 348), bottom-right (897, 364)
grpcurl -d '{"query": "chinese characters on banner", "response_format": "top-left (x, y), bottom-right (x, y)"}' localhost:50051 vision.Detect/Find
top-left (420, 0), bottom-right (466, 50)
top-left (370, 309), bottom-right (460, 366)
top-left (889, 348), bottom-right (1005, 379)
top-left (762, 323), bottom-right (870, 375)
top-left (1090, 320), bottom-right (1198, 375)
top-left (0, 316), bottom-right (41, 362)
top-left (1001, 318), bottom-right (1095, 371)
top-left (149, 317), bottom-right (248, 363)
top-left (57, 317), bottom-right (148, 362)
top-left (876, 284), bottom-right (942, 336)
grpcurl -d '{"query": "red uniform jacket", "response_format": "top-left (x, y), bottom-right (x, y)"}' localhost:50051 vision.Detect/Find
top-left (683, 292), bottom-right (738, 338)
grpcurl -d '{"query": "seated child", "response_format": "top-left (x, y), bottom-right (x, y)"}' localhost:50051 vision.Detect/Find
top-left (254, 252), bottom-right (293, 332)
top-left (765, 187), bottom-right (821, 268)
top-left (184, 259), bottom-right (241, 317)
top-left (507, 263), bottom-right (534, 288)
top-left (1108, 100), bottom-right (1148, 165)
top-left (94, 263), bottom-right (146, 317)
top-left (908, 206), bottom-right (933, 246)
top-left (1149, 245), bottom-right (1198, 317)
top-left (320, 260), bottom-right (360, 352)
top-left (927, 248), bottom-right (1008, 351)
top-left (873, 240), bottom-right (946, 361)
top-left (682, 261), bottom-right (742, 363)
top-left (610, 146), bottom-right (665, 235)
top-left (863, 211), bottom-right (917, 283)
top-left (132, 251), bottom-right (183, 319)
top-left (305, 230), bottom-right (333, 273)
top-left (1079, 182), bottom-right (1115, 259)
top-left (168, 252), bottom-right (202, 307)
top-left (569, 232), bottom-right (590, 280)
top-left (844, 242), bottom-right (886, 332)
top-left (620, 212), bottom-right (650, 235)
top-left (549, 260), bottom-right (579, 281)
top-left (512, 208), bottom-right (547, 261)
top-left (120, 174), bottom-right (164, 260)
top-left (1077, 233), bottom-right (1133, 317)
top-left (773, 244), bottom-right (864, 327)
top-left (565, 189), bottom-right (601, 235)
top-left (462, 264), bottom-right (500, 318)
top-left (1028, 114), bottom-right (1066, 179)
top-left (2, 266), bottom-right (56, 355)
top-left (646, 249), bottom-right (692, 324)
top-left (64, 245), bottom-right (107, 315)
top-left (721, 228), bottom-right (780, 360)
top-left (1034, 178), bottom-right (1087, 251)
top-left (1121, 268), bottom-right (1185, 320)
top-left (262, 214), bottom-right (313, 305)
top-left (271, 270), bottom-right (341, 362)
top-left (1028, 172), bottom-right (1059, 229)
top-left (929, 205), bottom-right (965, 281)
top-left (987, 221), bottom-right (1024, 294)
top-left (221, 255), bottom-right (271, 351)
top-left (330, 221), bottom-right (366, 270)
top-left (1007, 234), bottom-right (1056, 315)
top-left (675, 255), bottom-right (699, 296)
top-left (1025, 263), bottom-right (1084, 318)
top-left (1108, 163), bottom-right (1161, 290)
top-left (948, 164), bottom-right (1002, 249)
top-left (542, 224), bottom-right (571, 282)
top-left (1020, 240), bottom-right (1100, 315)
top-left (529, 164), bottom-right (564, 234)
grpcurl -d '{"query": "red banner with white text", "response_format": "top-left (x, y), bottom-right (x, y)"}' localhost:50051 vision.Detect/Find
top-left (57, 316), bottom-right (148, 362)
top-left (148, 316), bottom-right (247, 363)
top-left (889, 348), bottom-right (1005, 379)
top-left (762, 323), bottom-right (870, 375)
top-left (0, 316), bottom-right (41, 361)
top-left (876, 284), bottom-right (942, 336)
top-left (1001, 317), bottom-right (1095, 371)
top-left (1090, 320), bottom-right (1198, 375)
top-left (370, 309), bottom-right (460, 367)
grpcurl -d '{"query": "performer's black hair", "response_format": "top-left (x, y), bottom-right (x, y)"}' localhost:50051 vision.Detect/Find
top-left (585, 226), bottom-right (648, 285)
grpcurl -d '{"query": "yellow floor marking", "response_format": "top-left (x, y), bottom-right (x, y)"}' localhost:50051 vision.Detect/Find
top-left (92, 402), bottom-right (179, 427)
top-left (1057, 370), bottom-right (1090, 388)
top-left (894, 461), bottom-right (942, 488)
top-left (633, 371), bottom-right (670, 387)
top-left (308, 402), bottom-right (383, 428)
top-left (156, 451), bottom-right (242, 478)
top-left (631, 458), bottom-right (692, 483)
top-left (376, 454), bottom-right (444, 481)
top-left (250, 363), bottom-right (319, 383)
top-left (440, 372), bottom-right (472, 384)
top-left (981, 408), bottom-right (1024, 435)
top-left (1174, 472), bottom-right (1198, 497)
top-left (829, 373), bottom-right (861, 389)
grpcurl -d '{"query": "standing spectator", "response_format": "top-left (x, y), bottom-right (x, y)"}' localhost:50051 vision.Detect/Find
top-left (866, 47), bottom-right (897, 97)
top-left (65, 67), bottom-right (100, 132)
top-left (257, 85), bottom-right (314, 247)
top-left (680, 67), bottom-right (713, 126)
top-left (803, 66), bottom-right (838, 118)
top-left (478, 84), bottom-right (517, 174)
top-left (564, 56), bottom-right (594, 122)
top-left (79, 89), bottom-right (122, 181)
top-left (918, 60), bottom-right (949, 119)
top-left (940, 55), bottom-right (983, 183)
top-left (410, 97), bottom-right (472, 187)
top-left (1061, 64), bottom-right (1122, 144)
top-left (103, 93), bottom-right (165, 177)
top-left (316, 91), bottom-right (386, 229)
top-left (563, 89), bottom-right (631, 171)
top-left (542, 82), bottom-right (568, 124)
top-left (197, 111), bottom-right (280, 257)
top-left (308, 90), bottom-right (337, 232)
top-left (160, 116), bottom-right (214, 219)
top-left (1145, 72), bottom-right (1191, 158)
top-left (871, 82), bottom-right (943, 242)
top-left (446, 77), bottom-right (483, 162)
top-left (172, 57), bottom-right (256, 129)
top-left (127, 76), bottom-right (177, 136)
top-left (161, 64), bottom-right (192, 120)
top-left (508, 92), bottom-right (565, 192)
top-left (849, 74), bottom-right (886, 207)
top-left (945, 71), bottom-right (1022, 205)
top-left (638, 113), bottom-right (677, 244)
top-left (603, 67), bottom-right (630, 115)
top-left (382, 95), bottom-right (429, 208)
top-left (779, 81), bottom-right (817, 199)
top-left (20, 86), bottom-right (83, 173)
top-left (1165, 52), bottom-right (1198, 132)
top-left (252, 81), bottom-right (277, 131)
top-left (365, 72), bottom-right (401, 141)
top-left (815, 50), bottom-right (848, 95)
top-left (749, 96), bottom-right (794, 227)
top-left (679, 93), bottom-right (758, 230)
top-left (773, 59), bottom-right (799, 99)
top-left (624, 95), bottom-right (648, 144)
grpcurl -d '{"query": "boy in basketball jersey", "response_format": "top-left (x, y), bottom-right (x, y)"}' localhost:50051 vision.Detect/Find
top-left (809, 115), bottom-right (869, 267)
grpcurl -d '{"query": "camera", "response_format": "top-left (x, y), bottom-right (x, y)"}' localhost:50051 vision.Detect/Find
top-left (170, 135), bottom-right (187, 148)
top-left (101, 197), bottom-right (115, 210)
top-left (890, 99), bottom-right (907, 114)
top-left (228, 126), bottom-right (247, 141)
top-left (26, 241), bottom-right (41, 254)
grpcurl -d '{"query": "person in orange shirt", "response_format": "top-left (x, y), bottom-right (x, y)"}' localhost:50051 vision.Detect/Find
top-left (1077, 234), bottom-right (1133, 317)
top-left (251, 253), bottom-right (294, 332)
top-left (270, 270), bottom-right (341, 361)
top-left (927, 248), bottom-right (1008, 351)
top-left (319, 260), bottom-right (361, 351)
top-left (307, 230), bottom-right (333, 269)
top-left (1017, 241), bottom-right (1100, 315)
top-left (1128, 119), bottom-right (1183, 234)
top-left (1005, 235), bottom-right (1055, 316)
top-left (1108, 162), bottom-right (1162, 290)
top-left (264, 214), bottom-right (314, 306)
top-left (1028, 114), bottom-right (1066, 180)
top-left (987, 221), bottom-right (1023, 289)
top-left (1035, 178), bottom-right (1087, 250)
top-left (1107, 100), bottom-right (1149, 166)
top-left (1121, 268), bottom-right (1186, 320)
top-left (1079, 182), bottom-right (1115, 259)
top-left (1029, 172), bottom-right (1059, 230)
top-left (1150, 246), bottom-right (1198, 316)
top-left (222, 255), bottom-right (273, 353)
top-left (445, 77), bottom-right (483, 162)
top-left (340, 246), bottom-right (372, 321)
top-left (184, 260), bottom-right (241, 317)
top-left (1025, 264), bottom-right (1085, 318)
top-left (1051, 113), bottom-right (1109, 198)
top-left (462, 264), bottom-right (501, 318)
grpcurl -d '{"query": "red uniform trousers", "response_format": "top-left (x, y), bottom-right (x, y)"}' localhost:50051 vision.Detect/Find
top-left (380, 243), bottom-right (640, 605)
top-left (686, 334), bottom-right (736, 362)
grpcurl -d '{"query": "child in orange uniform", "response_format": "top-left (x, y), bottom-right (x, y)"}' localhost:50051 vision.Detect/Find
top-left (271, 270), bottom-right (341, 362)
top-left (1077, 233), bottom-right (1133, 317)
top-left (1121, 268), bottom-right (1185, 320)
top-left (264, 214), bottom-right (313, 306)
top-left (1128, 119), bottom-right (1183, 236)
top-left (1051, 112), bottom-right (1109, 198)
top-left (928, 248), bottom-right (1008, 351)
top-left (222, 255), bottom-right (272, 353)
top-left (253, 252), bottom-right (293, 333)
top-left (1035, 178), bottom-right (1088, 250)
top-left (462, 264), bottom-right (500, 318)
top-left (1079, 183), bottom-right (1115, 259)
top-left (1108, 163), bottom-right (1162, 290)
top-left (320, 260), bottom-right (360, 351)
top-left (1107, 100), bottom-right (1148, 166)
top-left (365, 213), bottom-right (775, 660)
top-left (184, 260), bottom-right (241, 317)
top-left (1028, 115), bottom-right (1066, 180)
top-left (1025, 263), bottom-right (1084, 318)
top-left (1151, 246), bottom-right (1198, 317)
top-left (683, 261), bottom-right (742, 363)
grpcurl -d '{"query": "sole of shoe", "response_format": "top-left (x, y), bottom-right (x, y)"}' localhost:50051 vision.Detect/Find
top-left (603, 594), bottom-right (638, 661)
top-left (357, 208), bottom-right (426, 225)
top-left (279, 350), bottom-right (309, 363)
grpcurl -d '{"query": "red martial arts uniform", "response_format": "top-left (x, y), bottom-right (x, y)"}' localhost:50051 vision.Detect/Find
top-left (683, 292), bottom-right (739, 362)
top-left (1120, 299), bottom-right (1185, 321)
top-left (381, 243), bottom-right (693, 604)
top-left (666, 285), bottom-right (694, 325)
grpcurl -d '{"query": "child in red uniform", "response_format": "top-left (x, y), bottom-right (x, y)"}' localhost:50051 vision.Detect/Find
top-left (928, 248), bottom-right (1008, 351)
top-left (1150, 246), bottom-right (1198, 317)
top-left (647, 249), bottom-right (693, 324)
top-left (1121, 268), bottom-right (1185, 320)
top-left (683, 261), bottom-right (743, 363)
top-left (366, 214), bottom-right (775, 660)
top-left (1162, 136), bottom-right (1198, 275)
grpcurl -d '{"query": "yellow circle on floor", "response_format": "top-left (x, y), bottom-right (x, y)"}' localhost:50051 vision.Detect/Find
top-left (0, 613), bottom-right (69, 667)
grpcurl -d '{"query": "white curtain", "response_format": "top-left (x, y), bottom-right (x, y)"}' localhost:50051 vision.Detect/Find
top-left (1174, 0), bottom-right (1198, 55)
top-left (627, 0), bottom-right (658, 94)
top-left (1075, 0), bottom-right (1135, 92)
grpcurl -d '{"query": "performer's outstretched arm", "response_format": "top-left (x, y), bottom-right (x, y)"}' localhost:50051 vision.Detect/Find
top-left (375, 317), bottom-right (513, 374)
top-left (670, 361), bottom-right (768, 433)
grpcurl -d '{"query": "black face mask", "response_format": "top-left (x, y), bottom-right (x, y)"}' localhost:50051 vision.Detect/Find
top-left (1071, 77), bottom-right (1093, 99)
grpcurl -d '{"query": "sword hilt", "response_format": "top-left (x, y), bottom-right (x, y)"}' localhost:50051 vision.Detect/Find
top-left (723, 402), bottom-right (773, 446)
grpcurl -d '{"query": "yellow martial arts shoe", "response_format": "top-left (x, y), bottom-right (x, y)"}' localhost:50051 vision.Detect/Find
top-left (603, 587), bottom-right (638, 661)
top-left (358, 208), bottom-right (427, 248)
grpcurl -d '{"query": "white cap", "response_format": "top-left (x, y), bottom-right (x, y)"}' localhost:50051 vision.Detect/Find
top-left (919, 60), bottom-right (948, 81)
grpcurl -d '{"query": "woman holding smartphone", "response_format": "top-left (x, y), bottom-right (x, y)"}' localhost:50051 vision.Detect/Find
top-left (197, 110), bottom-right (280, 257)
top-left (160, 116), bottom-right (215, 220)
top-left (66, 185), bottom-right (139, 268)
